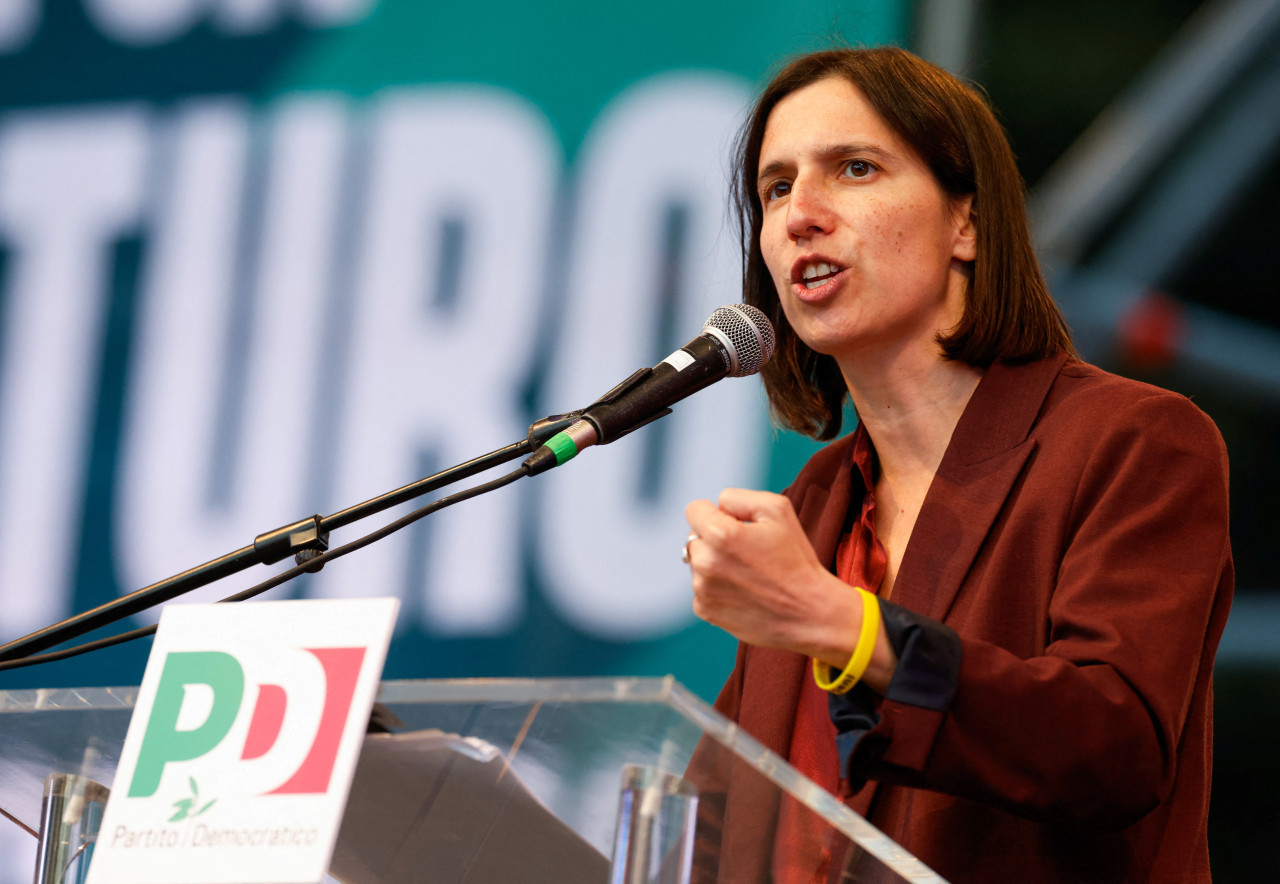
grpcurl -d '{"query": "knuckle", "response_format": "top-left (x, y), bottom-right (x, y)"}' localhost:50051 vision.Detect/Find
top-left (718, 520), bottom-right (745, 548)
top-left (765, 493), bottom-right (793, 517)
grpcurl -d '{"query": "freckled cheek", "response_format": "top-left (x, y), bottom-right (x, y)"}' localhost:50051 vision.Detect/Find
top-left (861, 202), bottom-right (933, 258)
top-left (854, 204), bottom-right (893, 248)
top-left (872, 219), bottom-right (927, 260)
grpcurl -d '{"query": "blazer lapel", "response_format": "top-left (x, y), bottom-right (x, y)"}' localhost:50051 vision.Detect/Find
top-left (794, 448), bottom-right (855, 567)
top-left (892, 354), bottom-right (1068, 622)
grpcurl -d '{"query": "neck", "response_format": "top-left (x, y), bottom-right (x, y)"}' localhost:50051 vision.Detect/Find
top-left (839, 347), bottom-right (983, 483)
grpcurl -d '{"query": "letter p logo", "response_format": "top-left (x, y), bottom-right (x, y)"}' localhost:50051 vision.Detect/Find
top-left (129, 651), bottom-right (245, 798)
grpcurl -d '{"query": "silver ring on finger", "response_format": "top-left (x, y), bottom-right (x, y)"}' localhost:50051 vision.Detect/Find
top-left (682, 532), bottom-right (698, 565)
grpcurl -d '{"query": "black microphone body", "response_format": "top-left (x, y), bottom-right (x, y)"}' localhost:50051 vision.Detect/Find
top-left (584, 332), bottom-right (733, 444)
top-left (524, 305), bottom-right (775, 475)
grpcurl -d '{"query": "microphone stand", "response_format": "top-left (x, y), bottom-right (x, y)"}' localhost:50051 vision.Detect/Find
top-left (0, 412), bottom-right (582, 665)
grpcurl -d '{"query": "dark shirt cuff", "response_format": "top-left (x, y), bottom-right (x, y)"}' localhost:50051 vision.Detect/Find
top-left (829, 600), bottom-right (962, 779)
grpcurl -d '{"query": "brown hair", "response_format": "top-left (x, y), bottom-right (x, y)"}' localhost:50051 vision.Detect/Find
top-left (735, 47), bottom-right (1074, 439)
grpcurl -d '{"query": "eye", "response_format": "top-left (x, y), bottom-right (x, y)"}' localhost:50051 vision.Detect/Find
top-left (841, 159), bottom-right (876, 179)
top-left (762, 179), bottom-right (791, 202)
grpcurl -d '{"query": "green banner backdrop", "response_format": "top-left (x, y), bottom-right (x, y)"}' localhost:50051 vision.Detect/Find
top-left (0, 0), bottom-right (905, 710)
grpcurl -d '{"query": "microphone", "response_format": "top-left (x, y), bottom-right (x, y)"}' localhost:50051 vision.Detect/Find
top-left (524, 304), bottom-right (776, 475)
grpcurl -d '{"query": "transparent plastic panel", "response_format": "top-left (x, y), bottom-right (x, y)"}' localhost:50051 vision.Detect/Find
top-left (0, 678), bottom-right (948, 884)
top-left (0, 688), bottom-right (136, 835)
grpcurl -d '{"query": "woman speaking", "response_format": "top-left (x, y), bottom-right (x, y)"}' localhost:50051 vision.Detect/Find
top-left (684, 47), bottom-right (1231, 883)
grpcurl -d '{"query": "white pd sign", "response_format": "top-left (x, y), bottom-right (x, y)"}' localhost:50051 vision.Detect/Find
top-left (87, 598), bottom-right (399, 884)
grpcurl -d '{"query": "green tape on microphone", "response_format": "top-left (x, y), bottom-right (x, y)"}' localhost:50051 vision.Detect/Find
top-left (545, 431), bottom-right (580, 465)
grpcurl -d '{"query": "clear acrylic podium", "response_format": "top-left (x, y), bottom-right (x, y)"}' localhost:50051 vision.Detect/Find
top-left (0, 677), bottom-right (947, 883)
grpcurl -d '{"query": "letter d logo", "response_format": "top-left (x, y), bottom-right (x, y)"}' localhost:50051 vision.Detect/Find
top-left (129, 651), bottom-right (245, 798)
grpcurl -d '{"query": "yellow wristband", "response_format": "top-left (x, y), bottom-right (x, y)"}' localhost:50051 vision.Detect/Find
top-left (812, 587), bottom-right (881, 695)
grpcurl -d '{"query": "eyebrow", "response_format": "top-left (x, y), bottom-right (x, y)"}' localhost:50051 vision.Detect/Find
top-left (757, 142), bottom-right (897, 188)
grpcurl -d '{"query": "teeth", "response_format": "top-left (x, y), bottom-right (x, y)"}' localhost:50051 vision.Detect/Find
top-left (801, 261), bottom-right (837, 289)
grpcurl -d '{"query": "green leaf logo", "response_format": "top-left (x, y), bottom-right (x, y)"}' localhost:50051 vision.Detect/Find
top-left (169, 778), bottom-right (216, 822)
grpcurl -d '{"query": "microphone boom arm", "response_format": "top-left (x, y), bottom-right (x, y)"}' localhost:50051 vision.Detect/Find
top-left (0, 411), bottom-right (584, 664)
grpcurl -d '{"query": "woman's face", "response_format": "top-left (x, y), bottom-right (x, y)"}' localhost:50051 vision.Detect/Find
top-left (756, 77), bottom-right (975, 367)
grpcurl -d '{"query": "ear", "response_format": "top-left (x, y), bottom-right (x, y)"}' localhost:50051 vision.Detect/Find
top-left (950, 194), bottom-right (977, 263)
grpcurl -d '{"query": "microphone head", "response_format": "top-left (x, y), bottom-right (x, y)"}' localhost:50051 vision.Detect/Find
top-left (703, 304), bottom-right (777, 377)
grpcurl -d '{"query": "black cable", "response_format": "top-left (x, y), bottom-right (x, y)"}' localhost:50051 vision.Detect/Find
top-left (0, 464), bottom-right (530, 672)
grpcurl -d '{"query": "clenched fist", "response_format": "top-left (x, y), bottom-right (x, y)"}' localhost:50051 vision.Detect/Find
top-left (685, 488), bottom-right (897, 693)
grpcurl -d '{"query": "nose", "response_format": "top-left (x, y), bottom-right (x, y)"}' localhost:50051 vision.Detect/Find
top-left (785, 175), bottom-right (835, 240)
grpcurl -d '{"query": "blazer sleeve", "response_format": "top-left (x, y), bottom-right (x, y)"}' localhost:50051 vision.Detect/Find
top-left (830, 391), bottom-right (1233, 829)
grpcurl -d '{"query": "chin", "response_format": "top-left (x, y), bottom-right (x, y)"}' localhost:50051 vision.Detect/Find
top-left (794, 331), bottom-right (853, 360)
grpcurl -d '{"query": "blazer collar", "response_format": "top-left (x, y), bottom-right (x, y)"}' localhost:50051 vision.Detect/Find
top-left (892, 352), bottom-right (1069, 620)
top-left (943, 352), bottom-right (1068, 465)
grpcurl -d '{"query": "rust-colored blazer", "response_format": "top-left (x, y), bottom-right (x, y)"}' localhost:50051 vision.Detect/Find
top-left (709, 354), bottom-right (1233, 883)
